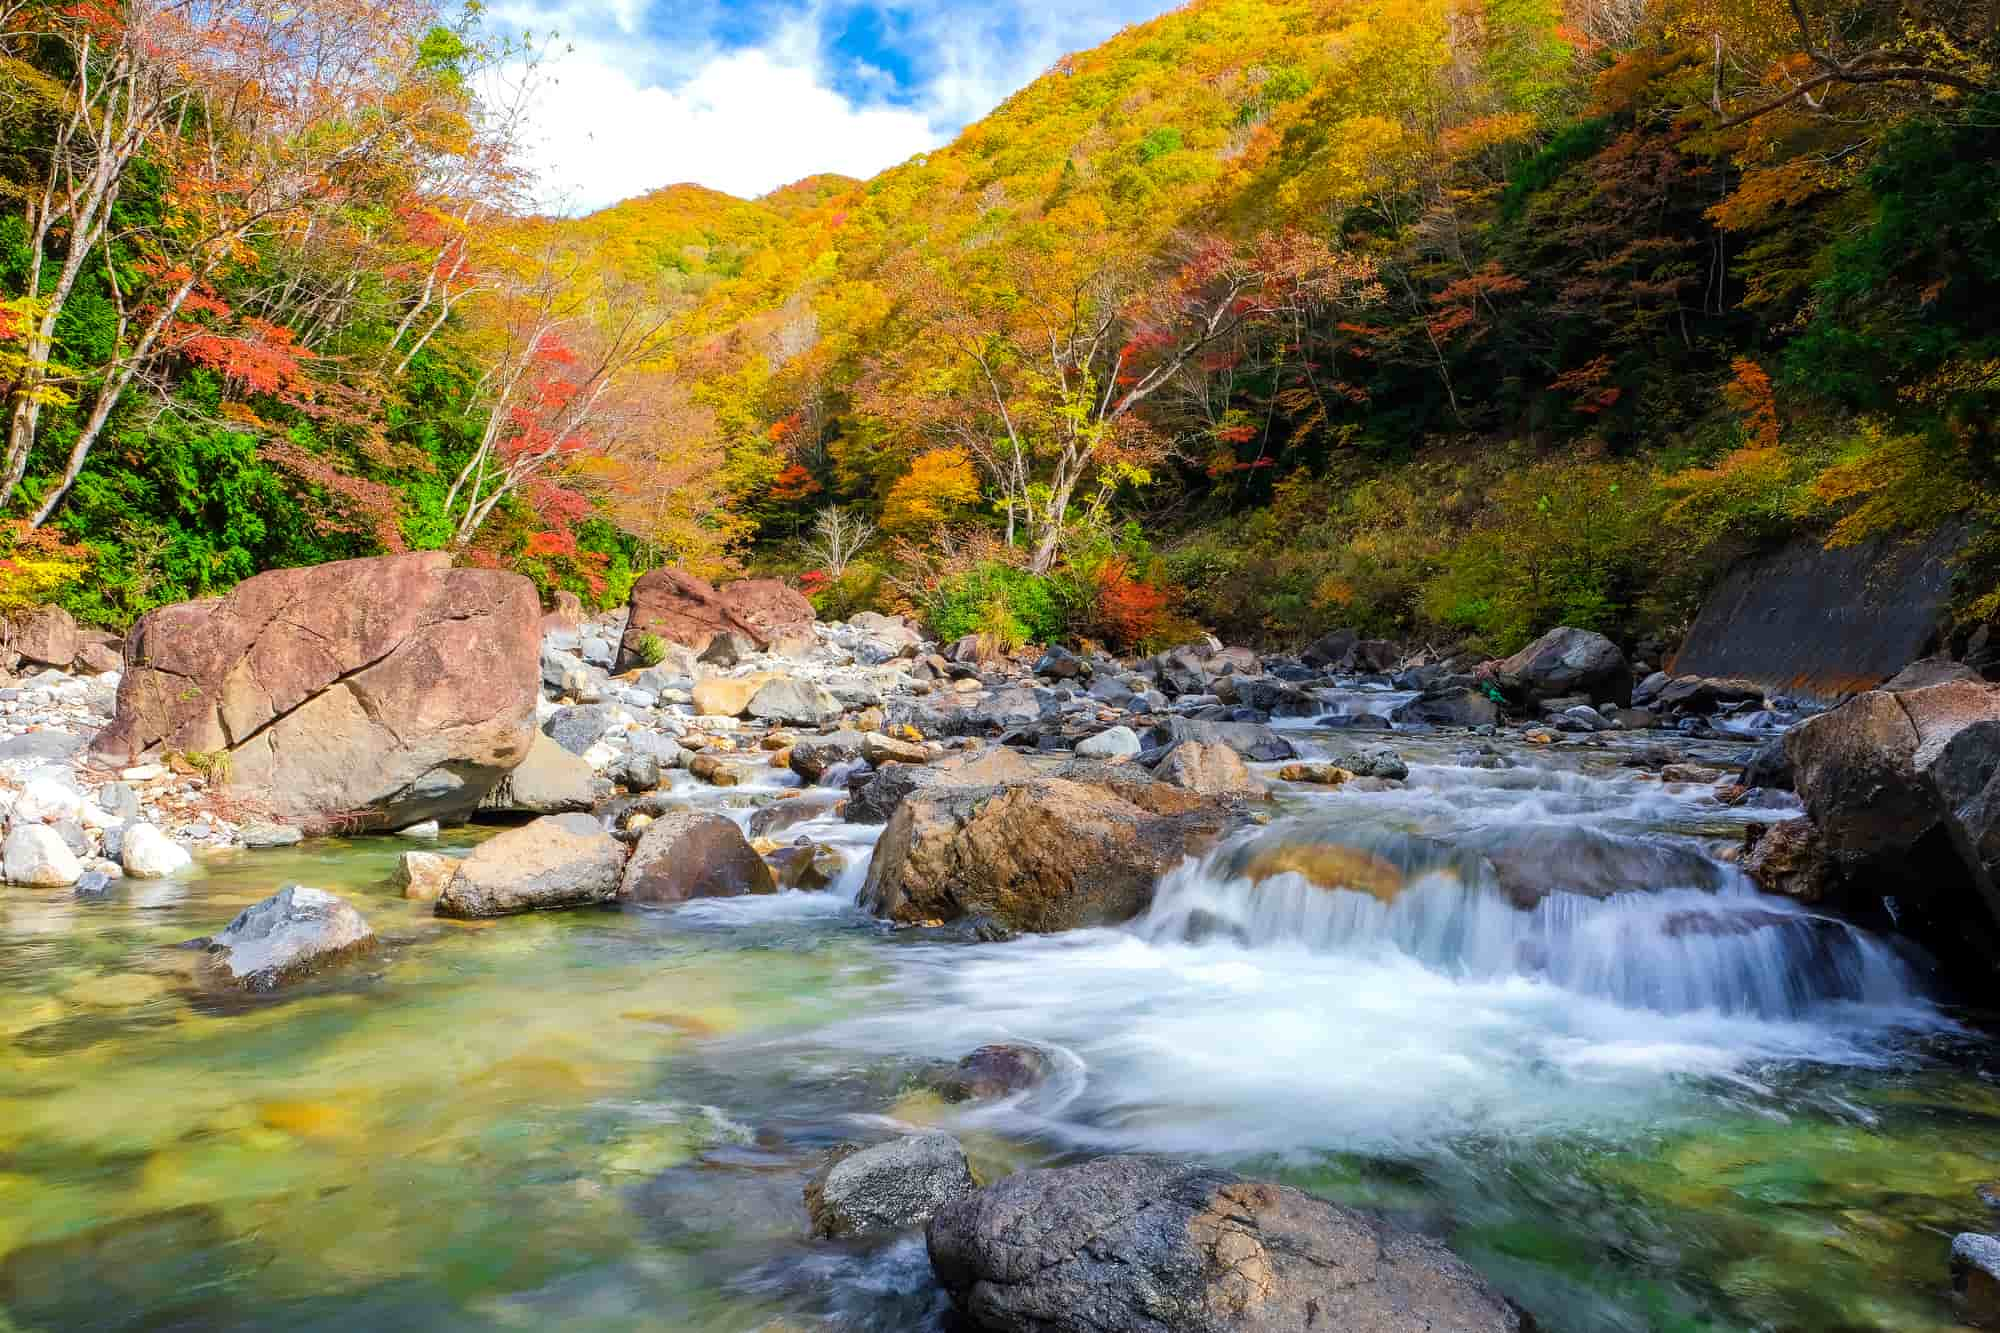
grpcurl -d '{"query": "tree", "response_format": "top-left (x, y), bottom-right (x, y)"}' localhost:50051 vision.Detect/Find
top-left (801, 505), bottom-right (876, 578)
top-left (882, 448), bottom-right (982, 530)
top-left (876, 228), bottom-right (1379, 573)
top-left (1684, 0), bottom-right (1993, 127)
top-left (440, 233), bottom-right (675, 548)
top-left (0, 0), bottom-right (481, 524)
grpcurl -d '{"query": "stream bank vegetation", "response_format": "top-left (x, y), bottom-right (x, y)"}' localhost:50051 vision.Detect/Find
top-left (1, 0), bottom-right (1995, 658)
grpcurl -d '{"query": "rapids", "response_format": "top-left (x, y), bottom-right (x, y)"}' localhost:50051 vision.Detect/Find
top-left (3, 689), bottom-right (1997, 1332)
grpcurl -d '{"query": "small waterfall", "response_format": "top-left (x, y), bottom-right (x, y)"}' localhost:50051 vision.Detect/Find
top-left (1138, 823), bottom-right (1923, 1020)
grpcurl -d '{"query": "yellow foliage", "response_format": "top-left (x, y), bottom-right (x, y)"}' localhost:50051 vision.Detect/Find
top-left (0, 521), bottom-right (91, 619)
top-left (1805, 423), bottom-right (1977, 550)
top-left (883, 449), bottom-right (982, 531)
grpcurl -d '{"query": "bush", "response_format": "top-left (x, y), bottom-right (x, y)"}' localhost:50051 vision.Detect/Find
top-left (809, 562), bottom-right (886, 621)
top-left (925, 562), bottom-right (1076, 646)
top-left (0, 521), bottom-right (93, 620)
top-left (633, 632), bottom-right (669, 667)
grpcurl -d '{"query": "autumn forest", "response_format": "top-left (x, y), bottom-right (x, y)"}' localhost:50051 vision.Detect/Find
top-left (3, 0), bottom-right (1997, 657)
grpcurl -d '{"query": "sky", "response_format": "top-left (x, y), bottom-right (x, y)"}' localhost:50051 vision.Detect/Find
top-left (490, 0), bottom-right (1180, 214)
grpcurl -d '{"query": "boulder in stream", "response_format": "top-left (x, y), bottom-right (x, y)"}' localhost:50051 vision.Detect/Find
top-left (619, 810), bottom-right (775, 905)
top-left (1490, 626), bottom-right (1632, 706)
top-left (435, 814), bottom-right (626, 918)
top-left (1392, 686), bottom-right (1500, 729)
top-left (926, 1156), bottom-right (1523, 1333)
top-left (198, 885), bottom-right (376, 991)
top-left (1144, 716), bottom-right (1295, 763)
top-left (859, 763), bottom-right (1239, 932)
top-left (932, 1044), bottom-right (1051, 1103)
top-left (804, 1133), bottom-right (975, 1239)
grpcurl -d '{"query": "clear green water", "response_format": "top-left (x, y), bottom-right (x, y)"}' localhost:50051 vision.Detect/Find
top-left (2, 784), bottom-right (1999, 1332)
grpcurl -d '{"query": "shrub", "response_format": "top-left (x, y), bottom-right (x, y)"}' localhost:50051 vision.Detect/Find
top-left (1092, 558), bottom-right (1172, 651)
top-left (809, 562), bottom-right (886, 620)
top-left (925, 562), bottom-right (1074, 646)
top-left (0, 520), bottom-right (92, 620)
top-left (634, 632), bottom-right (669, 667)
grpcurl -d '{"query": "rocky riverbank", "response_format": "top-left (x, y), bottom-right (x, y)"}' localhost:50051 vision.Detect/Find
top-left (12, 551), bottom-right (2000, 1329)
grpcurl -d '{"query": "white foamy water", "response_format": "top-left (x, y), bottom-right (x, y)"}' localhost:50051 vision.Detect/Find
top-left (784, 727), bottom-right (1945, 1161)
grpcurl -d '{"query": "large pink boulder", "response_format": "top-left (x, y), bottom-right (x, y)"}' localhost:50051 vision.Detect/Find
top-left (92, 553), bottom-right (540, 832)
top-left (615, 569), bottom-right (814, 668)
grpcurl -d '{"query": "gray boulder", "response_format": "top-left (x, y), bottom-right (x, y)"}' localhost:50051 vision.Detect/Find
top-left (610, 751), bottom-right (662, 792)
top-left (479, 731), bottom-right (596, 814)
top-left (804, 1133), bottom-right (975, 1239)
top-left (1393, 686), bottom-right (1501, 729)
top-left (1338, 742), bottom-right (1409, 780)
top-left (543, 705), bottom-right (619, 756)
top-left (926, 1156), bottom-right (1522, 1333)
top-left (1490, 626), bottom-right (1631, 706)
top-left (846, 747), bottom-right (1038, 825)
top-left (540, 644), bottom-right (586, 692)
top-left (0, 731), bottom-right (86, 763)
top-left (1033, 645), bottom-right (1087, 679)
top-left (1075, 726), bottom-right (1142, 760)
top-left (435, 814), bottom-right (626, 918)
top-left (1654, 676), bottom-right (1765, 715)
top-left (1144, 716), bottom-right (1295, 763)
top-left (1739, 736), bottom-right (1794, 791)
top-left (198, 885), bottom-right (375, 991)
top-left (747, 677), bottom-right (841, 727)
top-left (3, 823), bottom-right (82, 886)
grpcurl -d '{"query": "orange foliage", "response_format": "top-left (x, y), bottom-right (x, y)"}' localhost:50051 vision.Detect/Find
top-left (1724, 357), bottom-right (1780, 449)
top-left (1094, 559), bottom-right (1171, 650)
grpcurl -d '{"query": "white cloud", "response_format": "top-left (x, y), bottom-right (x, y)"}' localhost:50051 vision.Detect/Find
top-left (492, 1), bottom-right (1177, 213)
top-left (514, 40), bottom-right (940, 212)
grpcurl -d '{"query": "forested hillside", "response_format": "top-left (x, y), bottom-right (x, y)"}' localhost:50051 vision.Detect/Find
top-left (3, 0), bottom-right (1996, 659)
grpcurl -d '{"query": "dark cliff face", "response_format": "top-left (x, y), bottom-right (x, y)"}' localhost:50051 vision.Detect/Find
top-left (1672, 527), bottom-right (1965, 702)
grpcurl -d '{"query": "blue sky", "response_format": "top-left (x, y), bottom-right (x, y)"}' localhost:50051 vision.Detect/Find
top-left (492, 0), bottom-right (1179, 212)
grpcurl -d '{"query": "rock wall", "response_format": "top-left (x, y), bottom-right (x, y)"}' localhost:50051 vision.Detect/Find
top-left (1671, 527), bottom-right (1963, 702)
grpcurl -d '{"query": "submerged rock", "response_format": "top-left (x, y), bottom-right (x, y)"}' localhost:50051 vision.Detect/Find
top-left (1457, 824), bottom-right (1733, 909)
top-left (933, 1044), bottom-right (1051, 1103)
top-left (1954, 1232), bottom-right (2000, 1328)
top-left (926, 1156), bottom-right (1523, 1333)
top-left (804, 1134), bottom-right (975, 1239)
top-left (199, 885), bottom-right (375, 991)
top-left (435, 814), bottom-right (625, 918)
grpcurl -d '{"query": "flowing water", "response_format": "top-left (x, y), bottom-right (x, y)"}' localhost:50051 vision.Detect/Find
top-left (4, 698), bottom-right (2000, 1332)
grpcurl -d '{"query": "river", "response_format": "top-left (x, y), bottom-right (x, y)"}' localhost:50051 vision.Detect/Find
top-left (2, 687), bottom-right (1995, 1332)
